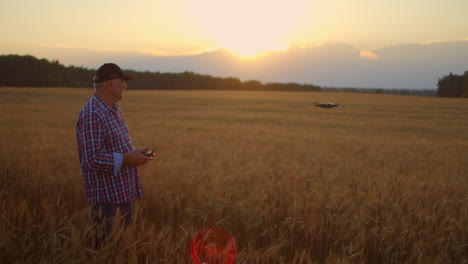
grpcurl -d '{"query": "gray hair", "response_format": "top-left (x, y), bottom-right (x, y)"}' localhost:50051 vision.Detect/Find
top-left (93, 81), bottom-right (107, 90)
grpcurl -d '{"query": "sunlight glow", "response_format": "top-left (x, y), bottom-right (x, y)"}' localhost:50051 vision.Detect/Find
top-left (226, 43), bottom-right (288, 59)
top-left (360, 50), bottom-right (380, 60)
top-left (188, 0), bottom-right (309, 58)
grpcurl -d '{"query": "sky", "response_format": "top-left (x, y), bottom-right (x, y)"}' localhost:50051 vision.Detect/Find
top-left (1, 0), bottom-right (468, 89)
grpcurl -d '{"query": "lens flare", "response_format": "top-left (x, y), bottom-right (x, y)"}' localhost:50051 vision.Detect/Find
top-left (190, 227), bottom-right (237, 264)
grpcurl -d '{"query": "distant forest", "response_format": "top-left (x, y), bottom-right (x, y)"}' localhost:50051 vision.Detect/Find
top-left (322, 87), bottom-right (436, 97)
top-left (1, 54), bottom-right (465, 97)
top-left (436, 71), bottom-right (468, 97)
top-left (0, 54), bottom-right (321, 92)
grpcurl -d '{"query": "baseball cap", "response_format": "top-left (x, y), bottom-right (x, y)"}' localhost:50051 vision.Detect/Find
top-left (93, 63), bottom-right (134, 83)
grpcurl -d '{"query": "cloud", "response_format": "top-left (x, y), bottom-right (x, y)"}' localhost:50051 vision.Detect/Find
top-left (420, 37), bottom-right (468, 45)
top-left (359, 50), bottom-right (380, 60)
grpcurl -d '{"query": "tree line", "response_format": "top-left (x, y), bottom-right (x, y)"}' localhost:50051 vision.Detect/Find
top-left (323, 87), bottom-right (436, 97)
top-left (0, 54), bottom-right (92, 87)
top-left (0, 54), bottom-right (321, 92)
top-left (3, 54), bottom-right (465, 97)
top-left (436, 71), bottom-right (468, 97)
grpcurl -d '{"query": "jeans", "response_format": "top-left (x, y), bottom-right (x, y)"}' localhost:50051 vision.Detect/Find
top-left (91, 201), bottom-right (133, 248)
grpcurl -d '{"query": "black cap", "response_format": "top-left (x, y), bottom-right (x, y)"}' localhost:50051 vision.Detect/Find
top-left (93, 63), bottom-right (133, 83)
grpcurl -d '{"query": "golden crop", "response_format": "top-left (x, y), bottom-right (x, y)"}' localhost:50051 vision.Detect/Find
top-left (0, 87), bottom-right (467, 263)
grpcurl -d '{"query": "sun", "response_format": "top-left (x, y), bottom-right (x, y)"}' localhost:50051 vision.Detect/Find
top-left (188, 0), bottom-right (309, 58)
top-left (222, 39), bottom-right (289, 59)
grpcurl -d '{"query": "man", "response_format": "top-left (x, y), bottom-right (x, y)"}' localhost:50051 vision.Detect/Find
top-left (76, 63), bottom-right (153, 245)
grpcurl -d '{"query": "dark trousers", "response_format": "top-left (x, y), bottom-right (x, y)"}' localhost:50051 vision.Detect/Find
top-left (91, 201), bottom-right (133, 248)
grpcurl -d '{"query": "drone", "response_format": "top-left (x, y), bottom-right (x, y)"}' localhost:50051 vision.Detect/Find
top-left (315, 102), bottom-right (340, 109)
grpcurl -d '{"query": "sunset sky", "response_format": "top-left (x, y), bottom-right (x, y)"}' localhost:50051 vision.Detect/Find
top-left (1, 0), bottom-right (467, 88)
top-left (2, 0), bottom-right (467, 56)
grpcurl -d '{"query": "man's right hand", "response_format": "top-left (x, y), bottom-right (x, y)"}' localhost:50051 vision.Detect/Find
top-left (122, 147), bottom-right (152, 166)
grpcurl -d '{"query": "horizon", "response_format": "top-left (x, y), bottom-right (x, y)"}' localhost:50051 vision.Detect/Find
top-left (0, 52), bottom-right (446, 92)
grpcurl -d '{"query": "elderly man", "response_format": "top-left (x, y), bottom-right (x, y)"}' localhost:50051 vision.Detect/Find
top-left (76, 63), bottom-right (153, 246)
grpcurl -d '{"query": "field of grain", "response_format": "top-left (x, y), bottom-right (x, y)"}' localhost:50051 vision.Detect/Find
top-left (0, 87), bottom-right (467, 264)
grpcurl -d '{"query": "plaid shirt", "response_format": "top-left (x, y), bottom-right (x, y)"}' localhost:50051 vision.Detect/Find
top-left (76, 94), bottom-right (143, 204)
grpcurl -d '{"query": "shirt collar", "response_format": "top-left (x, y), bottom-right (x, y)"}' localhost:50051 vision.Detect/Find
top-left (93, 94), bottom-right (119, 113)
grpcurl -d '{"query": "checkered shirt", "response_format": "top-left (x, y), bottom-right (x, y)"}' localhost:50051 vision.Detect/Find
top-left (76, 94), bottom-right (143, 204)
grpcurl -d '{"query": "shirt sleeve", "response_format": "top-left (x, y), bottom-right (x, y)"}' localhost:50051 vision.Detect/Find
top-left (76, 111), bottom-right (114, 172)
top-left (113, 153), bottom-right (123, 176)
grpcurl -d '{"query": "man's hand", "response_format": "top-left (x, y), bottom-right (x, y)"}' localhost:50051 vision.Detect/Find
top-left (122, 147), bottom-right (152, 166)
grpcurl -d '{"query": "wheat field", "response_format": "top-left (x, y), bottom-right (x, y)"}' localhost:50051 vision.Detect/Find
top-left (0, 87), bottom-right (467, 264)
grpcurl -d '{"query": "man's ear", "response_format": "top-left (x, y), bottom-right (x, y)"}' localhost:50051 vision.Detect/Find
top-left (103, 80), bottom-right (113, 90)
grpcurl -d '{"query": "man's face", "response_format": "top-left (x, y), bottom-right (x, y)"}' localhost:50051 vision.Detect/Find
top-left (109, 79), bottom-right (127, 102)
